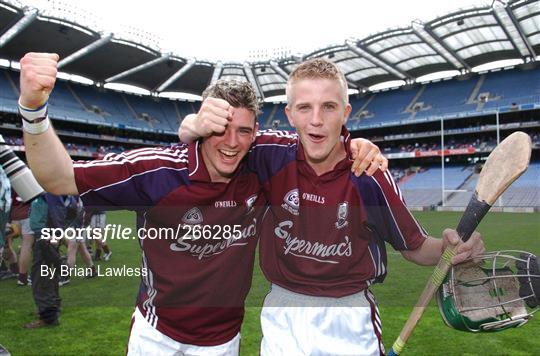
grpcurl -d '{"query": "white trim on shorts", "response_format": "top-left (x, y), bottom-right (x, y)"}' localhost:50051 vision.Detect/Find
top-left (260, 284), bottom-right (384, 356)
top-left (127, 307), bottom-right (241, 356)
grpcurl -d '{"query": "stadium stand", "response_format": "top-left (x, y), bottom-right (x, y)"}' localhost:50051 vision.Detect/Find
top-left (123, 94), bottom-right (179, 132)
top-left (258, 103), bottom-right (291, 130)
top-left (351, 87), bottom-right (418, 128)
top-left (482, 68), bottom-right (540, 109)
top-left (71, 84), bottom-right (147, 129)
top-left (412, 77), bottom-right (478, 120)
top-left (0, 68), bottom-right (18, 111)
top-left (398, 162), bottom-right (540, 208)
top-left (345, 66), bottom-right (540, 131)
top-left (1, 64), bottom-right (539, 210)
top-left (2, 65), bottom-right (540, 132)
top-left (1, 0), bottom-right (539, 211)
top-left (0, 67), bottom-right (197, 133)
top-left (399, 166), bottom-right (475, 208)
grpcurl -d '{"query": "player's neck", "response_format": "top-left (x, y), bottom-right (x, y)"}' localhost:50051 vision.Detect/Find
top-left (306, 144), bottom-right (346, 176)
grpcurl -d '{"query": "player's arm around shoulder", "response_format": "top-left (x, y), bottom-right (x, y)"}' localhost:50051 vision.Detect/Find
top-left (19, 52), bottom-right (78, 196)
top-left (349, 138), bottom-right (388, 177)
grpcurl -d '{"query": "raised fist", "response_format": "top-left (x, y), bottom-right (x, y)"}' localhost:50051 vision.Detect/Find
top-left (193, 97), bottom-right (233, 136)
top-left (19, 52), bottom-right (59, 109)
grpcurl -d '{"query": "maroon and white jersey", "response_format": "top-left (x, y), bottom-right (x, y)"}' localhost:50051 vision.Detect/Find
top-left (248, 128), bottom-right (427, 298)
top-left (73, 142), bottom-right (264, 346)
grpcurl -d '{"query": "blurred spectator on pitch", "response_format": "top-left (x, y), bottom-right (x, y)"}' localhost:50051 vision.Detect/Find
top-left (62, 197), bottom-right (96, 286)
top-left (0, 167), bottom-right (12, 279)
top-left (84, 208), bottom-right (111, 261)
top-left (25, 194), bottom-right (84, 328)
top-left (10, 190), bottom-right (35, 286)
top-left (2, 221), bottom-right (20, 280)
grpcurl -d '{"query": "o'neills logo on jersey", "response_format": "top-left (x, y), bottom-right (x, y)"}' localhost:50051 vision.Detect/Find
top-left (169, 218), bottom-right (258, 259)
top-left (214, 200), bottom-right (238, 208)
top-left (335, 202), bottom-right (349, 229)
top-left (282, 189), bottom-right (299, 215)
top-left (302, 192), bottom-right (325, 204)
top-left (274, 220), bottom-right (352, 264)
top-left (182, 207), bottom-right (203, 224)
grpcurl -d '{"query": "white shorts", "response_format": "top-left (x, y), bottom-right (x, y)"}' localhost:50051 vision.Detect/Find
top-left (90, 213), bottom-right (106, 229)
top-left (13, 218), bottom-right (34, 235)
top-left (260, 284), bottom-right (384, 356)
top-left (127, 307), bottom-right (241, 356)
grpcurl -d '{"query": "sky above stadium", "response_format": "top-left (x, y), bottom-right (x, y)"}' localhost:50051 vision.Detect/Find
top-left (22, 0), bottom-right (491, 62)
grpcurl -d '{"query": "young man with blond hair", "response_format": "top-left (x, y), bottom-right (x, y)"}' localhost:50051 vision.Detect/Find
top-left (180, 58), bottom-right (485, 355)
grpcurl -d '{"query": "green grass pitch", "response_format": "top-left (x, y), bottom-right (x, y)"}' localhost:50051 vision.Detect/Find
top-left (0, 211), bottom-right (538, 355)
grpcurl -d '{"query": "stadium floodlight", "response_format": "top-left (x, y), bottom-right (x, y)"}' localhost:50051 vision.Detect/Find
top-left (0, 8), bottom-right (38, 49)
top-left (156, 59), bottom-right (196, 92)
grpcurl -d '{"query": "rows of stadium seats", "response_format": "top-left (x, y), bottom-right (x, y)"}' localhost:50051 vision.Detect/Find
top-left (349, 88), bottom-right (415, 129)
top-left (0, 69), bottom-right (19, 113)
top-left (3, 135), bottom-right (125, 156)
top-left (2, 65), bottom-right (540, 132)
top-left (0, 68), bottom-right (194, 133)
top-left (400, 166), bottom-right (473, 190)
top-left (346, 65), bottom-right (540, 131)
top-left (413, 77), bottom-right (478, 120)
top-left (399, 163), bottom-right (540, 207)
top-left (483, 68), bottom-right (540, 109)
top-left (258, 103), bottom-right (291, 130)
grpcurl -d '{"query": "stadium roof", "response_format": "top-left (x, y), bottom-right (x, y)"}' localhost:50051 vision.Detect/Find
top-left (0, 0), bottom-right (538, 100)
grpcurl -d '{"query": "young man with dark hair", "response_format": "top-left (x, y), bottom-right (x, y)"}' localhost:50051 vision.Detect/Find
top-left (18, 52), bottom-right (385, 355)
top-left (19, 52), bottom-right (263, 353)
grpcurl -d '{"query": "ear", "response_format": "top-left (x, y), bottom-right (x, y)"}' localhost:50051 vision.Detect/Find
top-left (285, 105), bottom-right (296, 128)
top-left (342, 103), bottom-right (352, 125)
top-left (252, 122), bottom-right (259, 143)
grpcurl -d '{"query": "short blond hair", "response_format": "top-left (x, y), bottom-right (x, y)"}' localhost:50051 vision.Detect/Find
top-left (286, 58), bottom-right (348, 105)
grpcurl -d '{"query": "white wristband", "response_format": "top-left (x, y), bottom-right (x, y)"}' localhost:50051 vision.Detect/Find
top-left (22, 116), bottom-right (50, 135)
top-left (18, 100), bottom-right (48, 120)
top-left (19, 100), bottom-right (50, 135)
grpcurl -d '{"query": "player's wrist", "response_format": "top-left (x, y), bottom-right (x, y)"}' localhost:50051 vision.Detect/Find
top-left (190, 116), bottom-right (206, 139)
top-left (18, 99), bottom-right (50, 135)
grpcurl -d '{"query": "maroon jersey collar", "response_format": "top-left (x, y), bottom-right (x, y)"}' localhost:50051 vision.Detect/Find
top-left (187, 141), bottom-right (212, 182)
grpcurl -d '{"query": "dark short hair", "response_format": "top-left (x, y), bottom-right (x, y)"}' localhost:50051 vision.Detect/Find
top-left (202, 79), bottom-right (261, 117)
